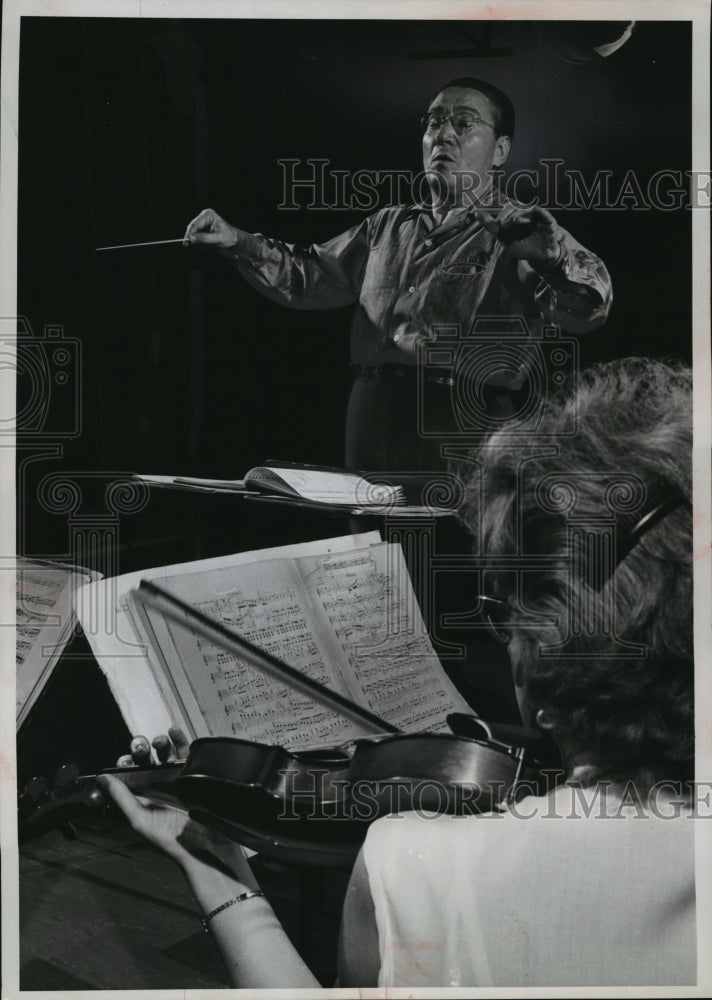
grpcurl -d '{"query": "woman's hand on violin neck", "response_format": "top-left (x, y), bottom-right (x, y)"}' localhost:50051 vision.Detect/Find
top-left (99, 730), bottom-right (323, 989)
top-left (97, 771), bottom-right (256, 881)
top-left (97, 772), bottom-right (189, 859)
top-left (102, 728), bottom-right (255, 882)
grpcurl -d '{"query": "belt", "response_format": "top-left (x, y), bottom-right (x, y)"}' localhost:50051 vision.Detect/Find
top-left (351, 364), bottom-right (455, 387)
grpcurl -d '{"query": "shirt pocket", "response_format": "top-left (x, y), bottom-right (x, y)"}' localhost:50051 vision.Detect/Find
top-left (434, 254), bottom-right (493, 320)
top-left (438, 254), bottom-right (491, 281)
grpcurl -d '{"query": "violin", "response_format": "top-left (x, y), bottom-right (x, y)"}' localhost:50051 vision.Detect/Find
top-left (19, 581), bottom-right (559, 866)
top-left (18, 718), bottom-right (555, 866)
top-left (175, 720), bottom-right (552, 867)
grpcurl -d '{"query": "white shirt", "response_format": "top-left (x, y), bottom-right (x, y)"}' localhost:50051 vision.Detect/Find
top-left (362, 786), bottom-right (696, 988)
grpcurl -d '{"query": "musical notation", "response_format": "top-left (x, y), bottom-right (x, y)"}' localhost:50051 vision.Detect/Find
top-left (144, 544), bottom-right (469, 748)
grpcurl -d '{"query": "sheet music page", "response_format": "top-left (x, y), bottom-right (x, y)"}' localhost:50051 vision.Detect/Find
top-left (74, 533), bottom-right (380, 739)
top-left (141, 540), bottom-right (472, 749)
top-left (143, 557), bottom-right (371, 749)
top-left (297, 542), bottom-right (472, 732)
top-left (15, 561), bottom-right (97, 728)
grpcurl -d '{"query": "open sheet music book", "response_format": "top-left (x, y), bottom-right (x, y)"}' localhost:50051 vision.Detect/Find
top-left (75, 534), bottom-right (471, 749)
top-left (14, 558), bottom-right (102, 729)
top-left (133, 462), bottom-right (457, 516)
top-left (136, 463), bottom-right (405, 507)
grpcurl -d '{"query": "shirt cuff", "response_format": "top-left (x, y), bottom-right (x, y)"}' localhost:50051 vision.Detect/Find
top-left (222, 231), bottom-right (266, 265)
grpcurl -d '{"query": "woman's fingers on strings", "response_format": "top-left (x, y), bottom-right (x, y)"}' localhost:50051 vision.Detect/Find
top-left (153, 732), bottom-right (190, 763)
top-left (129, 735), bottom-right (152, 764)
top-left (116, 730), bottom-right (189, 767)
top-left (151, 734), bottom-right (174, 763)
top-left (168, 726), bottom-right (191, 761)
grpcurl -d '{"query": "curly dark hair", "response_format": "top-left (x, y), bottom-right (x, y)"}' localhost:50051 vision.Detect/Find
top-left (460, 358), bottom-right (693, 789)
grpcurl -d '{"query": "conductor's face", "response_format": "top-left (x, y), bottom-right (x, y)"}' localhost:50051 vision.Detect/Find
top-left (422, 86), bottom-right (510, 205)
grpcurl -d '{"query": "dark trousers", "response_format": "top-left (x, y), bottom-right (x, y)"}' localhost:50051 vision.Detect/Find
top-left (345, 368), bottom-right (520, 474)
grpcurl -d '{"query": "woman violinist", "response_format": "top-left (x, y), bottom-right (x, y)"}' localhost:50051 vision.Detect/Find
top-left (99, 357), bottom-right (696, 988)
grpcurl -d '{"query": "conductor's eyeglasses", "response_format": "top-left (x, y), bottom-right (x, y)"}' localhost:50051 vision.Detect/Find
top-left (421, 111), bottom-right (496, 135)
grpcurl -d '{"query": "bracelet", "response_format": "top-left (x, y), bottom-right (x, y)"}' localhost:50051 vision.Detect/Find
top-left (201, 890), bottom-right (265, 932)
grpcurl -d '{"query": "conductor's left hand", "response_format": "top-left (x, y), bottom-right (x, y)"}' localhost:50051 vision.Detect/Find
top-left (475, 204), bottom-right (564, 269)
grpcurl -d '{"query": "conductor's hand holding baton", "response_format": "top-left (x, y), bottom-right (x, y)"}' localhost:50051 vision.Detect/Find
top-left (183, 208), bottom-right (241, 249)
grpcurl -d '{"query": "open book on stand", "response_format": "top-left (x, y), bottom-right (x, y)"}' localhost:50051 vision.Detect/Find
top-left (74, 533), bottom-right (472, 749)
top-left (133, 462), bottom-right (457, 516)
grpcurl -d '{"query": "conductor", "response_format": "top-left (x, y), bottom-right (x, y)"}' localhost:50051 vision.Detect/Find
top-left (184, 77), bottom-right (612, 472)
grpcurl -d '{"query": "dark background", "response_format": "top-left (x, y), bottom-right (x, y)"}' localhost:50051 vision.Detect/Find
top-left (15, 17), bottom-right (692, 777)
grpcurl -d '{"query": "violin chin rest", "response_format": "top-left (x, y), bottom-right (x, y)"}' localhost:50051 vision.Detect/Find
top-left (446, 713), bottom-right (493, 741)
top-left (447, 714), bottom-right (554, 759)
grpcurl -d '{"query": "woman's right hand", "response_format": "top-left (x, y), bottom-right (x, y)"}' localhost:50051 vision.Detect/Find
top-left (183, 208), bottom-right (239, 248)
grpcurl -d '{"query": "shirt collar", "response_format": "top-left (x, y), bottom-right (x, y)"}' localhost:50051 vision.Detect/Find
top-left (404, 181), bottom-right (503, 230)
top-left (403, 202), bottom-right (430, 222)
